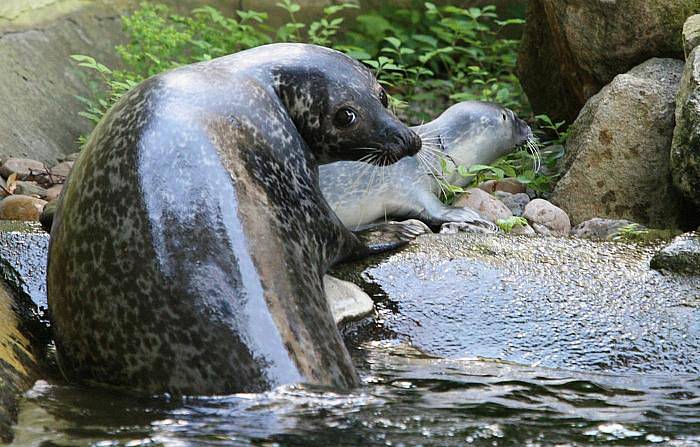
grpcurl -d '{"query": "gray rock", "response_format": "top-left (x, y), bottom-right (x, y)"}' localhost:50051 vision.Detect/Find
top-left (571, 218), bottom-right (636, 240)
top-left (59, 152), bottom-right (81, 163)
top-left (453, 188), bottom-right (512, 223)
top-left (0, 0), bottom-right (256, 164)
top-left (45, 184), bottom-right (63, 202)
top-left (48, 161), bottom-right (73, 179)
top-left (684, 14), bottom-right (700, 57)
top-left (323, 275), bottom-right (374, 324)
top-left (336, 231), bottom-right (700, 373)
top-left (13, 181), bottom-right (48, 199)
top-left (0, 221), bottom-right (47, 442)
top-left (671, 47), bottom-right (700, 208)
top-left (510, 221), bottom-right (536, 236)
top-left (517, 0), bottom-right (697, 123)
top-left (551, 58), bottom-right (685, 228)
top-left (496, 191), bottom-right (530, 216)
top-left (522, 198), bottom-right (570, 236)
top-left (650, 232), bottom-right (700, 275)
top-left (0, 158), bottom-right (44, 180)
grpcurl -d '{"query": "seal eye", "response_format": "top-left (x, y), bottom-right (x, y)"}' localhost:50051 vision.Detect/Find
top-left (502, 113), bottom-right (507, 121)
top-left (379, 90), bottom-right (389, 108)
top-left (334, 107), bottom-right (358, 128)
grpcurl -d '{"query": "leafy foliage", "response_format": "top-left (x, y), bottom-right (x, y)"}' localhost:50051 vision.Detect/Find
top-left (72, 2), bottom-right (566, 194)
top-left (496, 216), bottom-right (528, 233)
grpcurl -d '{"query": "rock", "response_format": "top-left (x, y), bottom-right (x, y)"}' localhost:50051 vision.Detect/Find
top-left (671, 47), bottom-right (700, 209)
top-left (39, 201), bottom-right (58, 233)
top-left (650, 232), bottom-right (700, 275)
top-left (0, 0), bottom-right (240, 164)
top-left (496, 191), bottom-right (530, 216)
top-left (48, 161), bottom-right (73, 179)
top-left (510, 222), bottom-right (536, 236)
top-left (453, 188), bottom-right (512, 223)
top-left (0, 196), bottom-right (47, 221)
top-left (684, 14), bottom-right (700, 57)
top-left (551, 58), bottom-right (685, 228)
top-left (13, 181), bottom-right (48, 199)
top-left (571, 218), bottom-right (636, 240)
top-left (59, 152), bottom-right (81, 163)
top-left (518, 0), bottom-right (697, 123)
top-left (0, 158), bottom-right (44, 180)
top-left (45, 184), bottom-right (63, 202)
top-left (523, 198), bottom-right (570, 236)
top-left (478, 178), bottom-right (526, 194)
top-left (323, 275), bottom-right (374, 324)
top-left (336, 231), bottom-right (700, 372)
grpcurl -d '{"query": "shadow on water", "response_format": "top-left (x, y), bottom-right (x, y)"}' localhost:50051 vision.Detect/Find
top-left (11, 233), bottom-right (700, 445)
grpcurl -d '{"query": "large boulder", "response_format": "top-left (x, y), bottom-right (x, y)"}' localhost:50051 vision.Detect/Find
top-left (0, 0), bottom-right (333, 165)
top-left (683, 14), bottom-right (700, 57)
top-left (518, 0), bottom-right (699, 124)
top-left (671, 46), bottom-right (700, 208)
top-left (551, 58), bottom-right (685, 228)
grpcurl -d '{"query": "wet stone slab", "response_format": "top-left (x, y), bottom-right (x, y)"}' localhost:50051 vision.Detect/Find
top-left (0, 221), bottom-right (48, 312)
top-left (336, 232), bottom-right (700, 374)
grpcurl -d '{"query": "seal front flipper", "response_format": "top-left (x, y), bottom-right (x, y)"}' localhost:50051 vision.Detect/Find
top-left (415, 189), bottom-right (497, 232)
top-left (336, 219), bottom-right (430, 263)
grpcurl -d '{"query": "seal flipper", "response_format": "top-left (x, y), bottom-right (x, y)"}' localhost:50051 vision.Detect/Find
top-left (334, 219), bottom-right (430, 264)
top-left (415, 189), bottom-right (497, 232)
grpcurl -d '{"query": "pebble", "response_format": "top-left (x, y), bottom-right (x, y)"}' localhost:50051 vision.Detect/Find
top-left (0, 195), bottom-right (47, 221)
top-left (45, 184), bottom-right (63, 202)
top-left (478, 178), bottom-right (526, 194)
top-left (49, 161), bottom-right (73, 179)
top-left (522, 199), bottom-right (571, 236)
top-left (453, 188), bottom-right (512, 223)
top-left (14, 181), bottom-right (48, 199)
top-left (0, 158), bottom-right (45, 179)
top-left (570, 218), bottom-right (635, 240)
top-left (496, 192), bottom-right (530, 216)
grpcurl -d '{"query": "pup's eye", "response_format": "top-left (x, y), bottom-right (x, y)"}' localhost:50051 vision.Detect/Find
top-left (379, 89), bottom-right (389, 108)
top-left (502, 113), bottom-right (507, 121)
top-left (334, 108), bottom-right (358, 127)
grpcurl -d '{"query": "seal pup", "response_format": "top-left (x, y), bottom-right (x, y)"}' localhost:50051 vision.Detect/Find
top-left (47, 43), bottom-right (425, 396)
top-left (320, 101), bottom-right (534, 229)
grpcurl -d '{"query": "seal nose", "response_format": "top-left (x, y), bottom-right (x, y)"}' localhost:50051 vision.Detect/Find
top-left (404, 129), bottom-right (422, 156)
top-left (516, 118), bottom-right (533, 142)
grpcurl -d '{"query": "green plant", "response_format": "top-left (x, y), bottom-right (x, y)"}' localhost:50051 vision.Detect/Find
top-left (73, 2), bottom-right (529, 135)
top-left (496, 216), bottom-right (528, 233)
top-left (72, 1), bottom-right (551, 194)
top-left (612, 223), bottom-right (650, 242)
top-left (535, 114), bottom-right (569, 146)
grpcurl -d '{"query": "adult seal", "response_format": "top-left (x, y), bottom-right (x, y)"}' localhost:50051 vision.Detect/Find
top-left (320, 101), bottom-right (534, 229)
top-left (47, 43), bottom-right (424, 395)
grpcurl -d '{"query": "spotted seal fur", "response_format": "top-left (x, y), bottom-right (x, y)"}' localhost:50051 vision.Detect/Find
top-left (47, 43), bottom-right (424, 395)
top-left (320, 101), bottom-right (534, 229)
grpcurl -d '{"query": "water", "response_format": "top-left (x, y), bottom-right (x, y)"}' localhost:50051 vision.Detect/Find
top-left (12, 233), bottom-right (700, 446)
top-left (12, 340), bottom-right (700, 446)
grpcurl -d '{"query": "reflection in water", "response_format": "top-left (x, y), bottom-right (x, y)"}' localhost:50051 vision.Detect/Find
top-left (12, 340), bottom-right (700, 446)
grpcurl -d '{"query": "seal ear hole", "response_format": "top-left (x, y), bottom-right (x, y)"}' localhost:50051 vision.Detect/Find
top-left (334, 107), bottom-right (358, 128)
top-left (379, 89), bottom-right (389, 108)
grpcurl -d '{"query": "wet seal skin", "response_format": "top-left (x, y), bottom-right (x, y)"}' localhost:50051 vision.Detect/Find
top-left (320, 101), bottom-right (534, 230)
top-left (47, 43), bottom-right (424, 396)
